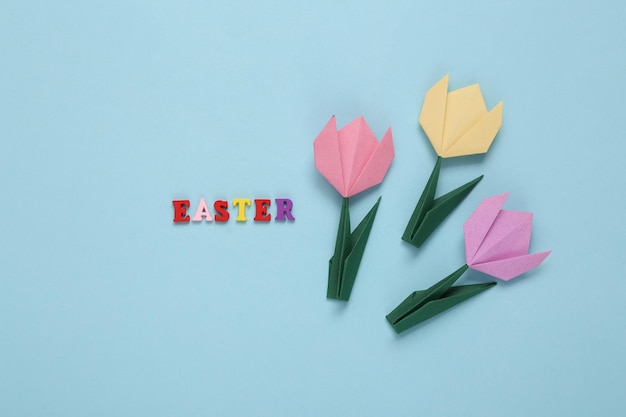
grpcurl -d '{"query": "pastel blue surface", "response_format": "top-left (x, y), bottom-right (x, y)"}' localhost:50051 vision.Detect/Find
top-left (1, 1), bottom-right (625, 416)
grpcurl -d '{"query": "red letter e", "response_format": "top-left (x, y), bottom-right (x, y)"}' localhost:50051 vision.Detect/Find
top-left (172, 200), bottom-right (191, 223)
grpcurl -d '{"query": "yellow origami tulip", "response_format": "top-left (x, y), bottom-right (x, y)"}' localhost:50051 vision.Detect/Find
top-left (403, 75), bottom-right (503, 248)
top-left (419, 75), bottom-right (503, 158)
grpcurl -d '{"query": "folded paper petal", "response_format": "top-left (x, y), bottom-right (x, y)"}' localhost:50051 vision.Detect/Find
top-left (470, 251), bottom-right (551, 281)
top-left (338, 116), bottom-right (378, 193)
top-left (314, 116), bottom-right (346, 195)
top-left (464, 193), bottom-right (509, 264)
top-left (419, 75), bottom-right (503, 158)
top-left (471, 210), bottom-right (532, 264)
top-left (419, 75), bottom-right (448, 154)
top-left (314, 116), bottom-right (394, 198)
top-left (444, 102), bottom-right (503, 158)
top-left (465, 193), bottom-right (551, 280)
top-left (348, 128), bottom-right (394, 196)
top-left (441, 84), bottom-right (487, 153)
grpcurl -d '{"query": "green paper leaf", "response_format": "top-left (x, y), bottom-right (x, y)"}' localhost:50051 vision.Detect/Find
top-left (388, 283), bottom-right (496, 334)
top-left (402, 157), bottom-right (483, 248)
top-left (386, 265), bottom-right (496, 334)
top-left (328, 198), bottom-right (350, 299)
top-left (386, 264), bottom-right (468, 325)
top-left (337, 197), bottom-right (381, 301)
top-left (402, 157), bottom-right (441, 243)
top-left (328, 197), bottom-right (381, 301)
top-left (409, 174), bottom-right (483, 247)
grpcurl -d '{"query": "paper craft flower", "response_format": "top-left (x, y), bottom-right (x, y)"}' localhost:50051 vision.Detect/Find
top-left (420, 74), bottom-right (503, 158)
top-left (314, 115), bottom-right (394, 198)
top-left (313, 115), bottom-right (395, 301)
top-left (402, 75), bottom-right (503, 248)
top-left (388, 193), bottom-right (550, 334)
top-left (464, 193), bottom-right (551, 281)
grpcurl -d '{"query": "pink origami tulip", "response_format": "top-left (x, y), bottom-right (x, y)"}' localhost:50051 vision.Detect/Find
top-left (314, 115), bottom-right (395, 301)
top-left (314, 115), bottom-right (394, 197)
top-left (464, 193), bottom-right (551, 281)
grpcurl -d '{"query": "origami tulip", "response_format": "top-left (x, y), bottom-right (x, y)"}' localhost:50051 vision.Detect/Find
top-left (314, 115), bottom-right (394, 198)
top-left (314, 115), bottom-right (395, 301)
top-left (388, 193), bottom-right (550, 334)
top-left (402, 75), bottom-right (503, 248)
top-left (464, 193), bottom-right (551, 281)
top-left (420, 74), bottom-right (503, 158)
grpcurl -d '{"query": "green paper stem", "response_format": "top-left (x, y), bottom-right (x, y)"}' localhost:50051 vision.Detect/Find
top-left (402, 156), bottom-right (483, 248)
top-left (328, 197), bottom-right (381, 301)
top-left (386, 264), bottom-right (496, 334)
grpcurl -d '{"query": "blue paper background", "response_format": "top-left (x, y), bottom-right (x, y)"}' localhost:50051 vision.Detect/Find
top-left (2, 1), bottom-right (625, 416)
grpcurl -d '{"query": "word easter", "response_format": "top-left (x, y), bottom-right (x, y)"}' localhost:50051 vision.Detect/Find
top-left (172, 198), bottom-right (295, 223)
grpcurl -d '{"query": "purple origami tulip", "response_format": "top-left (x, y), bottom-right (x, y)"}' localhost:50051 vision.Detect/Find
top-left (314, 115), bottom-right (394, 197)
top-left (388, 192), bottom-right (551, 333)
top-left (464, 193), bottom-right (551, 281)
